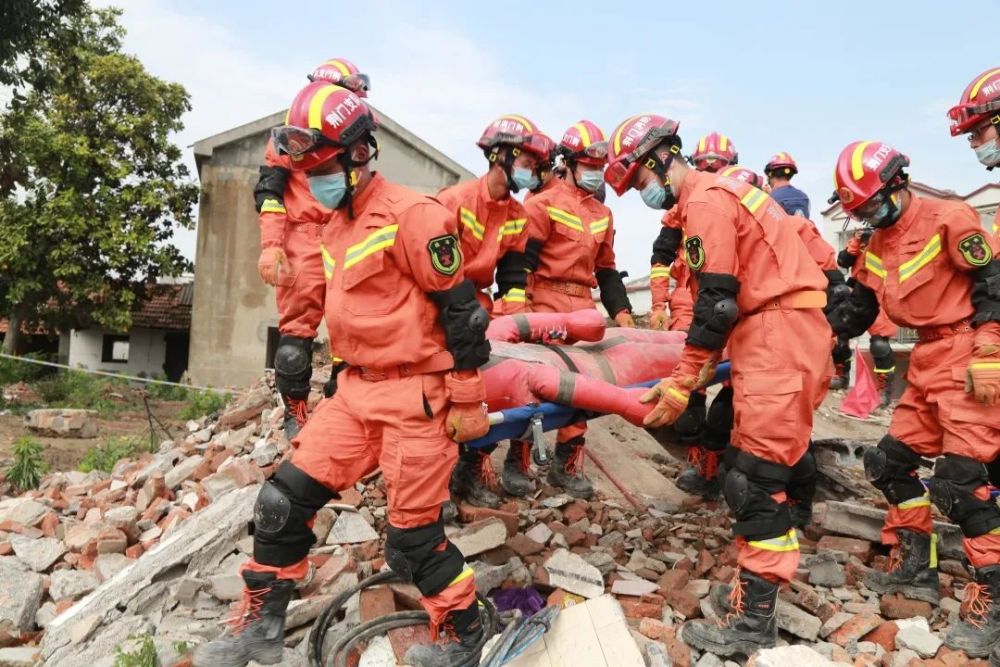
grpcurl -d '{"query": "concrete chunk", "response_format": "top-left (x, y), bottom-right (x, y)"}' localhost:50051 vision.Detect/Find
top-left (10, 534), bottom-right (65, 572)
top-left (448, 518), bottom-right (507, 557)
top-left (49, 570), bottom-right (98, 601)
top-left (327, 511), bottom-right (379, 545)
top-left (545, 548), bottom-right (605, 599)
top-left (0, 562), bottom-right (43, 632)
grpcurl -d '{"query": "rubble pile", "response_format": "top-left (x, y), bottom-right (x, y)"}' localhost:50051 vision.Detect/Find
top-left (0, 377), bottom-right (990, 666)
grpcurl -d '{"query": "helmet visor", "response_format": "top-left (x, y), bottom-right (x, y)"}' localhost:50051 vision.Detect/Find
top-left (948, 99), bottom-right (1000, 136)
top-left (272, 126), bottom-right (341, 159)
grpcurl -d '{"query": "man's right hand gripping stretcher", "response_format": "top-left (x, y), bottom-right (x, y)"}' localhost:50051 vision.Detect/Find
top-left (445, 370), bottom-right (490, 442)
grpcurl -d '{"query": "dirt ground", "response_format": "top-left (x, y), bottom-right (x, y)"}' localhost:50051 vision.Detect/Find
top-left (0, 400), bottom-right (190, 471)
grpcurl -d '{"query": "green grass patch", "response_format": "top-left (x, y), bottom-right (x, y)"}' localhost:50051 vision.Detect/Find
top-left (78, 436), bottom-right (147, 473)
top-left (179, 388), bottom-right (230, 420)
top-left (113, 633), bottom-right (158, 667)
top-left (5, 437), bottom-right (48, 491)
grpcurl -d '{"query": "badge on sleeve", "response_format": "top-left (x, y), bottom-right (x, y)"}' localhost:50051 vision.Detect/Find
top-left (685, 236), bottom-right (706, 271)
top-left (958, 233), bottom-right (992, 267)
top-left (428, 235), bottom-right (461, 275)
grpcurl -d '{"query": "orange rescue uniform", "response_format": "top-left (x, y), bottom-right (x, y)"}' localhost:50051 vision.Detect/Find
top-left (676, 170), bottom-right (833, 583)
top-left (853, 196), bottom-right (1000, 565)
top-left (248, 173), bottom-right (478, 628)
top-left (436, 175), bottom-right (530, 314)
top-left (259, 140), bottom-right (330, 339)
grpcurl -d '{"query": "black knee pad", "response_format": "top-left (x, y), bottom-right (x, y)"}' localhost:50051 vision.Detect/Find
top-left (863, 435), bottom-right (925, 505)
top-left (869, 335), bottom-right (894, 371)
top-left (385, 516), bottom-right (465, 597)
top-left (274, 335), bottom-right (313, 398)
top-left (722, 448), bottom-right (793, 541)
top-left (787, 445), bottom-right (817, 507)
top-left (929, 454), bottom-right (1000, 538)
top-left (673, 392), bottom-right (706, 445)
top-left (703, 386), bottom-right (734, 452)
top-left (252, 461), bottom-right (334, 567)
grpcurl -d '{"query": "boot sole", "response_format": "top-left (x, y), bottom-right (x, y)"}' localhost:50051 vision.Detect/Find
top-left (943, 635), bottom-right (997, 659)
top-left (863, 578), bottom-right (940, 605)
top-left (500, 477), bottom-right (536, 497)
top-left (680, 624), bottom-right (775, 657)
top-left (193, 645), bottom-right (283, 667)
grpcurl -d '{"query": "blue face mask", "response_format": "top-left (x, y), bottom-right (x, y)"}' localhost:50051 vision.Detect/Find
top-left (976, 140), bottom-right (1000, 168)
top-left (577, 168), bottom-right (605, 193)
top-left (308, 172), bottom-right (348, 209)
top-left (641, 182), bottom-right (667, 209)
top-left (511, 167), bottom-right (539, 193)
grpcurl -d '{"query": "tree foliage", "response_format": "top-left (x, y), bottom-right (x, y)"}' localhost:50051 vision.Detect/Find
top-left (0, 6), bottom-right (197, 351)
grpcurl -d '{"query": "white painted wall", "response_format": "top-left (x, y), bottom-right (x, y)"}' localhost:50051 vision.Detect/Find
top-left (65, 327), bottom-right (170, 377)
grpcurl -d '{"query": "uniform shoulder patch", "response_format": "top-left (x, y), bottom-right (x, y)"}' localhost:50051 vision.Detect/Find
top-left (958, 232), bottom-right (993, 267)
top-left (428, 234), bottom-right (461, 275)
top-left (685, 236), bottom-right (706, 271)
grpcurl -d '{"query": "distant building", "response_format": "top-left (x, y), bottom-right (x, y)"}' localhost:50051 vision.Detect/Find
top-left (188, 107), bottom-right (474, 388)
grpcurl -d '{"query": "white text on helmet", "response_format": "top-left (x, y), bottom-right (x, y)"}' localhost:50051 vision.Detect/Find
top-left (325, 95), bottom-right (361, 129)
top-left (863, 144), bottom-right (893, 172)
top-left (981, 82), bottom-right (1000, 98)
top-left (492, 119), bottom-right (527, 133)
top-left (621, 116), bottom-right (654, 149)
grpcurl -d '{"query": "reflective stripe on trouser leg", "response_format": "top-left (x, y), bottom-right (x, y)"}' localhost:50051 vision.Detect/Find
top-left (738, 491), bottom-right (800, 583)
top-left (420, 564), bottom-right (479, 639)
top-left (882, 492), bottom-right (933, 545)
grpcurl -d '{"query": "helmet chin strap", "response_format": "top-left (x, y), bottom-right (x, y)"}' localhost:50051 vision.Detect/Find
top-left (338, 135), bottom-right (378, 220)
top-left (644, 142), bottom-right (681, 209)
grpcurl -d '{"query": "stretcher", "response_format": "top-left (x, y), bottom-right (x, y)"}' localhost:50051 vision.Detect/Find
top-left (466, 310), bottom-right (731, 459)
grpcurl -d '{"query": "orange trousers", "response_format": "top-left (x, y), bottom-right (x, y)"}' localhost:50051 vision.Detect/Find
top-left (275, 222), bottom-right (327, 339)
top-left (727, 307), bottom-right (833, 582)
top-left (527, 286), bottom-right (595, 443)
top-left (246, 369), bottom-right (476, 627)
top-left (882, 332), bottom-right (1000, 567)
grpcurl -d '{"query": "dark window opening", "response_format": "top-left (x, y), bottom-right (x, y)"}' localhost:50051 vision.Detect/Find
top-left (102, 334), bottom-right (130, 363)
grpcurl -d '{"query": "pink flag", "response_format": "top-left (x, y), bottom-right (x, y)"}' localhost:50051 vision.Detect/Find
top-left (839, 348), bottom-right (881, 419)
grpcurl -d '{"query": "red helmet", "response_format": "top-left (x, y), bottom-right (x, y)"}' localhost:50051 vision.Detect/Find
top-left (273, 81), bottom-right (378, 172)
top-left (605, 114), bottom-right (682, 196)
top-left (308, 58), bottom-right (370, 97)
top-left (764, 152), bottom-right (798, 177)
top-left (718, 165), bottom-right (763, 189)
top-left (832, 141), bottom-right (909, 214)
top-left (558, 120), bottom-right (609, 166)
top-left (948, 68), bottom-right (1000, 136)
top-left (476, 115), bottom-right (551, 160)
top-left (689, 132), bottom-right (738, 172)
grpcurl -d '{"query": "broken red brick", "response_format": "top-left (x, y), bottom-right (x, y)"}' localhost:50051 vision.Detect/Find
top-left (664, 588), bottom-right (701, 619)
top-left (828, 611), bottom-right (882, 647)
top-left (657, 569), bottom-right (690, 596)
top-left (880, 593), bottom-right (933, 620)
top-left (456, 504), bottom-right (517, 537)
top-left (562, 501), bottom-right (588, 524)
top-left (638, 617), bottom-right (671, 640)
top-left (861, 620), bottom-right (899, 653)
top-left (507, 534), bottom-right (545, 558)
top-left (816, 535), bottom-right (873, 563)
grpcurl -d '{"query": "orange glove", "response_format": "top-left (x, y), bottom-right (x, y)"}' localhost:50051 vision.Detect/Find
top-left (444, 371), bottom-right (489, 442)
top-left (614, 310), bottom-right (635, 328)
top-left (649, 305), bottom-right (669, 330)
top-left (258, 247), bottom-right (287, 286)
top-left (966, 323), bottom-right (1000, 405)
top-left (640, 347), bottom-right (720, 427)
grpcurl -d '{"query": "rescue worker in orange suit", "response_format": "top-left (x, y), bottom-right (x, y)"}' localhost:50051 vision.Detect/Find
top-left (834, 228), bottom-right (900, 405)
top-left (650, 134), bottom-right (737, 498)
top-left (764, 152), bottom-right (810, 218)
top-left (195, 83), bottom-right (492, 667)
top-left (949, 68), bottom-right (1000, 240)
top-left (606, 114), bottom-right (833, 656)
top-left (518, 120), bottom-right (635, 500)
top-left (826, 141), bottom-right (1000, 659)
top-left (436, 116), bottom-right (554, 507)
top-left (254, 58), bottom-right (371, 440)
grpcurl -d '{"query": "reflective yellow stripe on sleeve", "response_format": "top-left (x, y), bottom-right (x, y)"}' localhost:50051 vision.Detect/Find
top-left (320, 244), bottom-right (336, 280)
top-left (503, 288), bottom-right (526, 303)
top-left (590, 217), bottom-right (610, 235)
top-left (748, 529), bottom-right (800, 553)
top-left (498, 218), bottom-right (527, 239)
top-left (650, 266), bottom-right (671, 279)
top-left (260, 198), bottom-right (286, 215)
top-left (739, 187), bottom-right (768, 214)
top-left (344, 225), bottom-right (398, 269)
top-left (448, 565), bottom-right (475, 586)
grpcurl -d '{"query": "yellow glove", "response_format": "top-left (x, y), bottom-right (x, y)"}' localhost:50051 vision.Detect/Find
top-left (966, 324), bottom-right (1000, 406)
top-left (614, 310), bottom-right (636, 328)
top-left (257, 247), bottom-right (287, 286)
top-left (649, 305), bottom-right (669, 330)
top-left (444, 371), bottom-right (490, 442)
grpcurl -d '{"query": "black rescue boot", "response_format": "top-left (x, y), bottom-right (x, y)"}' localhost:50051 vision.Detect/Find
top-left (946, 565), bottom-right (1000, 657)
top-left (546, 437), bottom-right (594, 499)
top-left (281, 395), bottom-right (309, 440)
top-left (864, 528), bottom-right (940, 604)
top-left (451, 450), bottom-right (501, 508)
top-left (682, 569), bottom-right (779, 657)
top-left (501, 439), bottom-right (536, 497)
top-left (193, 571), bottom-right (296, 667)
top-left (404, 602), bottom-right (485, 667)
top-left (829, 361), bottom-right (851, 390)
top-left (675, 446), bottom-right (721, 498)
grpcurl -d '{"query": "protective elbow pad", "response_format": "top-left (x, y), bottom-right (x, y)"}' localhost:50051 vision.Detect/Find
top-left (687, 273), bottom-right (740, 350)
top-left (651, 226), bottom-right (682, 266)
top-left (523, 238), bottom-right (542, 272)
top-left (429, 279), bottom-right (491, 370)
top-left (971, 260), bottom-right (1000, 325)
top-left (254, 165), bottom-right (290, 213)
top-left (596, 267), bottom-right (632, 317)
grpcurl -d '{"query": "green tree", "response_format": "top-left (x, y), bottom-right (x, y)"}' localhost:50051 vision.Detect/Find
top-left (0, 6), bottom-right (197, 353)
top-left (0, 0), bottom-right (88, 88)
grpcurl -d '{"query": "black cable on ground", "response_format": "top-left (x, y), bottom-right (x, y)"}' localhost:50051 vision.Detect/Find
top-left (308, 569), bottom-right (498, 667)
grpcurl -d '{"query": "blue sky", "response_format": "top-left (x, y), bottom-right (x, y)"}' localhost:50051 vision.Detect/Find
top-left (108, 0), bottom-right (996, 276)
